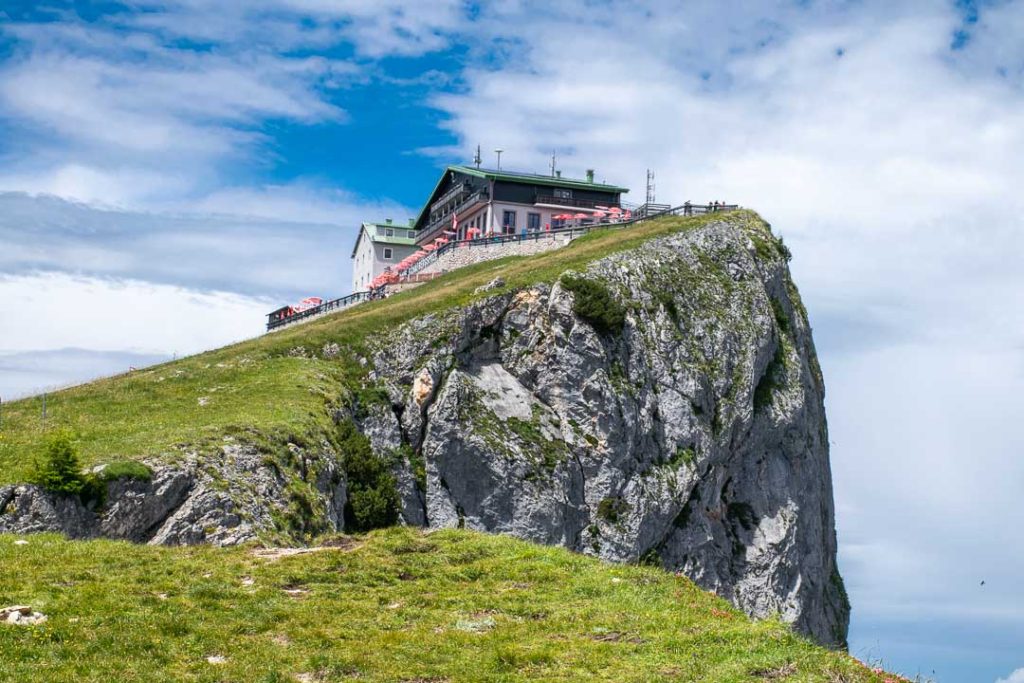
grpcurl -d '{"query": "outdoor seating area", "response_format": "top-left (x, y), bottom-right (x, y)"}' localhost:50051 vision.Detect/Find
top-left (269, 201), bottom-right (739, 332)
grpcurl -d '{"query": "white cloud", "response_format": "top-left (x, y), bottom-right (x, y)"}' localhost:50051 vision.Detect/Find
top-left (0, 189), bottom-right (415, 300)
top-left (997, 669), bottom-right (1024, 683)
top-left (0, 8), bottom-right (361, 207)
top-left (0, 272), bottom-right (270, 360)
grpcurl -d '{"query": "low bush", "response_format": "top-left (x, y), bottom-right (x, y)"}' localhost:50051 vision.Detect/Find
top-left (95, 460), bottom-right (153, 483)
top-left (560, 274), bottom-right (626, 334)
top-left (338, 420), bottom-right (399, 532)
top-left (597, 496), bottom-right (629, 524)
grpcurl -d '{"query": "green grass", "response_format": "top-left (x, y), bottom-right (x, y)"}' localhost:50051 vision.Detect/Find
top-left (0, 210), bottom-right (777, 485)
top-left (0, 528), bottom-right (895, 683)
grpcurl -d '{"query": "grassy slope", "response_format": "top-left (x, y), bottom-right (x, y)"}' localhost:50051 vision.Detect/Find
top-left (0, 528), bottom-right (893, 683)
top-left (0, 211), bottom-right (769, 483)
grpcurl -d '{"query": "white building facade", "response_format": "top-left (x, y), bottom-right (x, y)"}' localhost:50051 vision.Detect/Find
top-left (350, 220), bottom-right (419, 292)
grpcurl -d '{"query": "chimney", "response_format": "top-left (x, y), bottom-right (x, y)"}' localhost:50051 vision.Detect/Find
top-left (555, 170), bottom-right (562, 178)
top-left (385, 218), bottom-right (393, 224)
top-left (408, 218), bottom-right (415, 227)
top-left (586, 169), bottom-right (595, 183)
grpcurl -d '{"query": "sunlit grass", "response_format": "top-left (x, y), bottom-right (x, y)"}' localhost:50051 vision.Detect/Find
top-left (0, 528), bottom-right (891, 683)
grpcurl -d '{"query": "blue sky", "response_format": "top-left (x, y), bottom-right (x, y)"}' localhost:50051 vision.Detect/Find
top-left (1, 2), bottom-right (1023, 681)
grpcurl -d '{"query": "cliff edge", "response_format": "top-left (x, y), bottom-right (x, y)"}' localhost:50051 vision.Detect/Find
top-left (0, 211), bottom-right (849, 647)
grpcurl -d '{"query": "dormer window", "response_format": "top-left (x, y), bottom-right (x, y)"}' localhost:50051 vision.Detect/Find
top-left (554, 188), bottom-right (572, 199)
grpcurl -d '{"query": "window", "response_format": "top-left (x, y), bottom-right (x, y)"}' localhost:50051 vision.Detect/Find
top-left (502, 210), bottom-right (516, 233)
top-left (385, 228), bottom-right (394, 237)
top-left (554, 188), bottom-right (573, 199)
top-left (383, 248), bottom-right (393, 260)
top-left (527, 212), bottom-right (541, 232)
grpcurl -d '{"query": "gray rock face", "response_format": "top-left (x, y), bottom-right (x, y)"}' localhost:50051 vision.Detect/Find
top-left (0, 213), bottom-right (848, 647)
top-left (366, 216), bottom-right (849, 647)
top-left (0, 441), bottom-right (347, 547)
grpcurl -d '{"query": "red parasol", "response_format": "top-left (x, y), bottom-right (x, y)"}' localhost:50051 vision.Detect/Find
top-left (292, 296), bottom-right (323, 312)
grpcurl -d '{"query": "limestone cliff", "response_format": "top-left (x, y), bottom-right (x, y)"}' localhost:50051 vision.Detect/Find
top-left (0, 213), bottom-right (849, 647)
top-left (362, 216), bottom-right (849, 647)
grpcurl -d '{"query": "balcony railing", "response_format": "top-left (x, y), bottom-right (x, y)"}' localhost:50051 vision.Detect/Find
top-left (430, 182), bottom-right (473, 214)
top-left (534, 194), bottom-right (620, 210)
top-left (404, 203), bottom-right (740, 277)
top-left (421, 189), bottom-right (489, 242)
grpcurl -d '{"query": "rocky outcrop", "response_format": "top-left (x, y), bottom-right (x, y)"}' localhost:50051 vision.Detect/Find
top-left (0, 212), bottom-right (848, 647)
top-left (363, 214), bottom-right (849, 647)
top-left (0, 441), bottom-right (347, 547)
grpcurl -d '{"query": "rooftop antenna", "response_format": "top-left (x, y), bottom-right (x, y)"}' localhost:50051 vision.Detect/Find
top-left (494, 148), bottom-right (504, 171)
top-left (473, 144), bottom-right (482, 169)
top-left (645, 169), bottom-right (656, 205)
top-left (550, 150), bottom-right (557, 177)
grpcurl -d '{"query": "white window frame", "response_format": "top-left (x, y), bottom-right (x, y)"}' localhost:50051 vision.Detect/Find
top-left (383, 247), bottom-right (393, 260)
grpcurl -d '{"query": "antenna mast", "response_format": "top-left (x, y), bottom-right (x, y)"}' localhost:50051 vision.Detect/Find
top-left (550, 151), bottom-right (557, 177)
top-left (473, 144), bottom-right (482, 169)
top-left (645, 169), bottom-right (656, 205)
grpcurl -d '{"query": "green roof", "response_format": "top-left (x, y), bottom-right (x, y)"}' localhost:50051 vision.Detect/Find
top-left (413, 165), bottom-right (630, 230)
top-left (372, 235), bottom-right (417, 246)
top-left (449, 165), bottom-right (630, 193)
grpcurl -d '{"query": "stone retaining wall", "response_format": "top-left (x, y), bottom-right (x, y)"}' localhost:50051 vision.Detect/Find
top-left (419, 233), bottom-right (573, 276)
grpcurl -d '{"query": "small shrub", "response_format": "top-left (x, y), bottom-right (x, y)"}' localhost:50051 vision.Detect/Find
top-left (338, 420), bottom-right (399, 532)
top-left (776, 235), bottom-right (793, 261)
top-left (770, 297), bottom-right (791, 334)
top-left (560, 274), bottom-right (626, 334)
top-left (597, 496), bottom-right (629, 524)
top-left (671, 447), bottom-right (695, 467)
top-left (95, 460), bottom-right (153, 483)
top-left (30, 432), bottom-right (87, 496)
top-left (754, 343), bottom-right (786, 412)
top-left (655, 291), bottom-right (679, 325)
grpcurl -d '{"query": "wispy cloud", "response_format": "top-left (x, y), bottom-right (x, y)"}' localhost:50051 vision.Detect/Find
top-left (0, 190), bottom-right (412, 299)
top-left (0, 272), bottom-right (271, 353)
